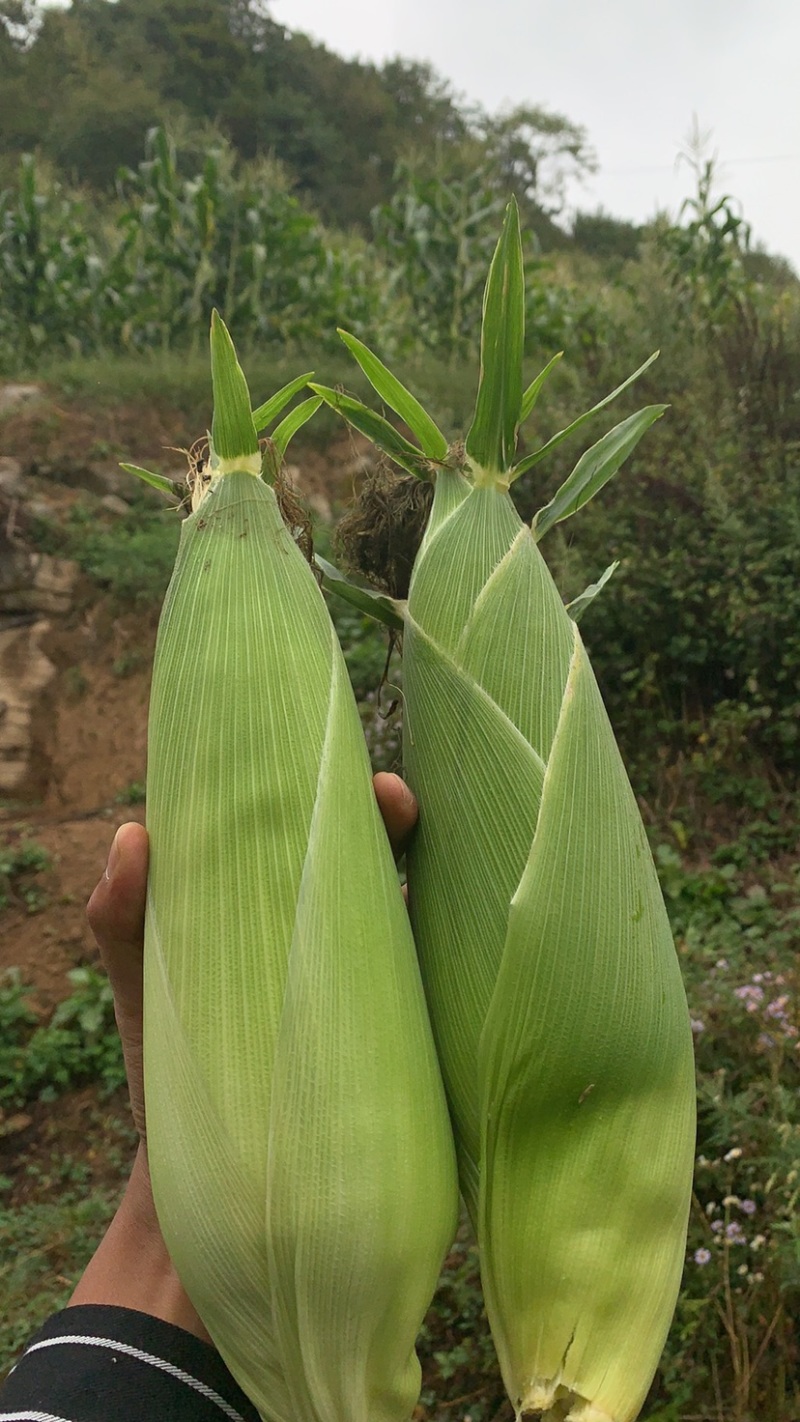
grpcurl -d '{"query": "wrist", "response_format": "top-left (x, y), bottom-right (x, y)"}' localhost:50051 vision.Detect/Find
top-left (68, 1142), bottom-right (212, 1344)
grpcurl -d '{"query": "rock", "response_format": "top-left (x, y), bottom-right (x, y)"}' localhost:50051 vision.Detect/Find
top-left (28, 458), bottom-right (111, 496)
top-left (0, 551), bottom-right (79, 617)
top-left (0, 1111), bottom-right (33, 1138)
top-left (100, 494), bottom-right (130, 516)
top-left (0, 619), bottom-right (56, 797)
top-left (0, 383), bottom-right (42, 417)
top-left (22, 499), bottom-right (54, 523)
top-left (0, 499), bottom-right (79, 800)
top-left (0, 456), bottom-right (24, 496)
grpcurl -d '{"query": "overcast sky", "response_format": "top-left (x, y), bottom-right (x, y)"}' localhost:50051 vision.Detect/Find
top-left (269, 0), bottom-right (800, 273)
top-left (38, 0), bottom-right (800, 272)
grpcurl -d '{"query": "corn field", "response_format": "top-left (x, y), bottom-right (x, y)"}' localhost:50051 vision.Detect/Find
top-left (0, 129), bottom-right (579, 370)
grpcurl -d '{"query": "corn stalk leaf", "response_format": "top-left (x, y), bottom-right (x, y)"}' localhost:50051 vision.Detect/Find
top-left (338, 330), bottom-right (449, 460)
top-left (310, 384), bottom-right (432, 479)
top-left (121, 463), bottom-right (181, 500)
top-left (465, 198), bottom-right (525, 475)
top-left (252, 373), bottom-right (315, 434)
top-left (520, 352), bottom-right (563, 424)
top-left (532, 405), bottom-right (668, 540)
top-left (511, 351), bottom-right (660, 479)
top-left (315, 555), bottom-right (405, 632)
top-left (210, 310), bottom-right (259, 461)
top-left (566, 561), bottom-right (620, 623)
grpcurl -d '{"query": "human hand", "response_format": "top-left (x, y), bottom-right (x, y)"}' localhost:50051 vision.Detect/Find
top-left (86, 773), bottom-right (418, 1148)
top-left (73, 774), bottom-right (417, 1330)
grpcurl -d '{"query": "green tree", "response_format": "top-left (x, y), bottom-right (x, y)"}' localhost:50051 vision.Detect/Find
top-left (478, 104), bottom-right (597, 219)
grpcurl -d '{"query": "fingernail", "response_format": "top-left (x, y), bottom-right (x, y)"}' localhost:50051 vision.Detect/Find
top-left (104, 829), bottom-right (121, 882)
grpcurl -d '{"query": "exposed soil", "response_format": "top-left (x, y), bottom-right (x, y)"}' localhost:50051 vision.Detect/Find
top-left (1, 610), bottom-right (153, 1008)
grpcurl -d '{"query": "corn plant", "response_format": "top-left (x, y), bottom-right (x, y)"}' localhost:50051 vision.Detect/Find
top-left (124, 316), bottom-right (457, 1422)
top-left (313, 200), bottom-right (697, 1422)
top-left (0, 155), bottom-right (107, 359)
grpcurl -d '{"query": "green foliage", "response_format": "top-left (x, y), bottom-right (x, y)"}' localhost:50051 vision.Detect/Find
top-left (0, 967), bottom-right (126, 1111)
top-left (0, 840), bottom-right (50, 914)
top-left (373, 157), bottom-right (580, 358)
top-left (31, 496), bottom-right (180, 606)
top-left (111, 650), bottom-right (146, 678)
top-left (0, 0), bottom-right (469, 231)
top-left (476, 104), bottom-right (597, 221)
top-left (653, 852), bottom-right (799, 1420)
top-left (572, 208), bottom-right (643, 263)
top-left (533, 373), bottom-right (800, 784)
top-left (114, 781), bottom-right (146, 806)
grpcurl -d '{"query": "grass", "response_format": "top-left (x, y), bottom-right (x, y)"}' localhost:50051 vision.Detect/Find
top-left (0, 842), bottom-right (51, 915)
top-left (0, 1108), bottom-right (135, 1373)
top-left (23, 345), bottom-right (484, 452)
top-left (0, 1190), bottom-right (121, 1363)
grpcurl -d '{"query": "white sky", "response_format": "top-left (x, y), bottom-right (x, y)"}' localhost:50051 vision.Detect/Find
top-left (270, 0), bottom-right (800, 273)
top-left (39, 0), bottom-right (800, 272)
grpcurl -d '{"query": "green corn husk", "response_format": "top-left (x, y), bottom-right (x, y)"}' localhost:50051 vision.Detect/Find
top-left (130, 314), bottom-right (458, 1422)
top-left (314, 205), bottom-right (697, 1422)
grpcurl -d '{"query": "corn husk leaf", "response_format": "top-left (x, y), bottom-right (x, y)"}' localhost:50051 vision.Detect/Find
top-left (478, 628), bottom-right (696, 1422)
top-left (465, 198), bottom-right (524, 475)
top-left (532, 405), bottom-right (668, 538)
top-left (520, 352), bottom-right (563, 424)
top-left (120, 463), bottom-right (180, 500)
top-left (512, 351), bottom-right (660, 479)
top-left (315, 555), bottom-right (405, 632)
top-left (210, 310), bottom-right (260, 461)
top-left (337, 330), bottom-right (449, 460)
top-left (309, 385), bottom-right (432, 478)
top-left (566, 561), bottom-right (619, 623)
top-left (271, 395), bottom-right (323, 461)
top-left (252, 373), bottom-right (315, 434)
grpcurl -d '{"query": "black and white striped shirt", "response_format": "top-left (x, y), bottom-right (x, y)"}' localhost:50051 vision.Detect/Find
top-left (0, 1307), bottom-right (261, 1421)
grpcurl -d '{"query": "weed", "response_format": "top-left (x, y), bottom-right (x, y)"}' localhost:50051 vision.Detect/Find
top-left (63, 666), bottom-right (89, 699)
top-left (0, 967), bottom-right (125, 1111)
top-left (111, 650), bottom-right (146, 678)
top-left (0, 841), bottom-right (51, 914)
top-left (0, 1190), bottom-right (121, 1372)
top-left (114, 781), bottom-right (146, 806)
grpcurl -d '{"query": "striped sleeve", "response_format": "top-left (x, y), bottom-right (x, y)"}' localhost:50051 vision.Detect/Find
top-left (0, 1306), bottom-right (261, 1422)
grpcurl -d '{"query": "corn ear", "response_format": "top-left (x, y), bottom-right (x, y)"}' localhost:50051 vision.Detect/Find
top-left (319, 204), bottom-right (696, 1422)
top-left (138, 313), bottom-right (458, 1422)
